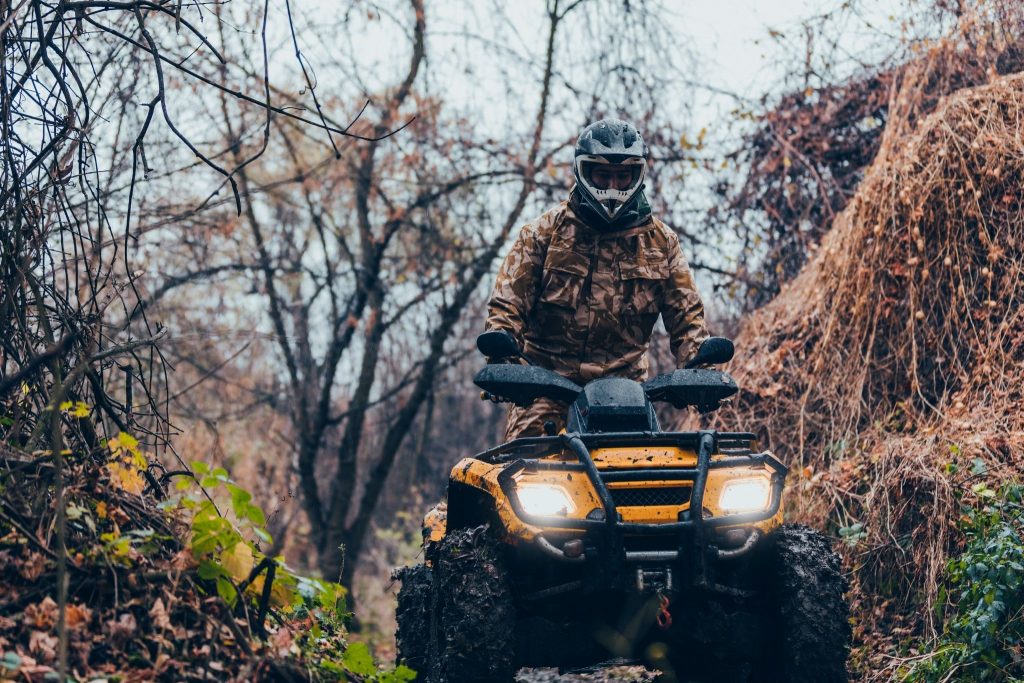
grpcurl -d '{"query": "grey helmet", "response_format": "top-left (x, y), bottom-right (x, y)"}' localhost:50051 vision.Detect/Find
top-left (573, 118), bottom-right (649, 223)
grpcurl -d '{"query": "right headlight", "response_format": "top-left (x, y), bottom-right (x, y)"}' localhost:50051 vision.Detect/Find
top-left (515, 483), bottom-right (575, 516)
top-left (718, 477), bottom-right (771, 513)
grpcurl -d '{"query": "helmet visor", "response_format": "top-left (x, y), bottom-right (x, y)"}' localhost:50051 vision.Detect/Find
top-left (580, 160), bottom-right (644, 192)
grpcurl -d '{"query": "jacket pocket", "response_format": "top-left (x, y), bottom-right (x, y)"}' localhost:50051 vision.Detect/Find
top-left (618, 259), bottom-right (667, 315)
top-left (538, 248), bottom-right (589, 309)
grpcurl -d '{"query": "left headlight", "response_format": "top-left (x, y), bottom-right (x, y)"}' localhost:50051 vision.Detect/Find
top-left (515, 483), bottom-right (575, 516)
top-left (718, 478), bottom-right (772, 513)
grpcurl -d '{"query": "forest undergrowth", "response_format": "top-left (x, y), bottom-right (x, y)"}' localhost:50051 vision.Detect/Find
top-left (0, 425), bottom-right (415, 682)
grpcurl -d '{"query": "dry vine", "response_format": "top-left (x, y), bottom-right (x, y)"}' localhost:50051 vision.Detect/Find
top-left (692, 8), bottom-right (1024, 678)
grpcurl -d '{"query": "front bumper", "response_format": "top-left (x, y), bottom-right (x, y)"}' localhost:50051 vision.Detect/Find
top-left (487, 430), bottom-right (787, 593)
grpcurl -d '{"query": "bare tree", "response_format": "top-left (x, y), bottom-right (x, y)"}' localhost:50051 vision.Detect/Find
top-left (132, 1), bottom-right (725, 605)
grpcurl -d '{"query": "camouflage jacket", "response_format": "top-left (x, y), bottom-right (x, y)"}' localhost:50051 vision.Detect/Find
top-left (486, 200), bottom-right (708, 384)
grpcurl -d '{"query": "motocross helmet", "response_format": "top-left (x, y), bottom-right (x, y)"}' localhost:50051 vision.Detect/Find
top-left (573, 118), bottom-right (649, 224)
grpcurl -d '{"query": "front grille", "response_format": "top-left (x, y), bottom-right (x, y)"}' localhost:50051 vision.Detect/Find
top-left (609, 486), bottom-right (691, 507)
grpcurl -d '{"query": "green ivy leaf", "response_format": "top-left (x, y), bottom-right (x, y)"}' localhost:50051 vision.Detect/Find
top-left (216, 575), bottom-right (238, 607)
top-left (197, 559), bottom-right (226, 581)
top-left (342, 641), bottom-right (376, 677)
top-left (379, 664), bottom-right (418, 683)
top-left (245, 503), bottom-right (266, 527)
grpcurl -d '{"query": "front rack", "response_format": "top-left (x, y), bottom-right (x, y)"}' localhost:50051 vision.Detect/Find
top-left (490, 430), bottom-right (787, 592)
top-left (492, 430), bottom-right (787, 534)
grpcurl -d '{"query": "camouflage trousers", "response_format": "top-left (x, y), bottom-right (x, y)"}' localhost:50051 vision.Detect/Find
top-left (504, 397), bottom-right (570, 441)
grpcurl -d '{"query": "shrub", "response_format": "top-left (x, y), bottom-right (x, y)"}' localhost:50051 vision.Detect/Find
top-left (906, 483), bottom-right (1024, 682)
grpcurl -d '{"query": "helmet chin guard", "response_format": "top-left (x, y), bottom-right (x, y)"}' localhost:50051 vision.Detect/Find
top-left (573, 118), bottom-right (650, 224)
top-left (575, 155), bottom-right (646, 219)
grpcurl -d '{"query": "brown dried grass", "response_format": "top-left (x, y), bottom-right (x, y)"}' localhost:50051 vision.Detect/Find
top-left (693, 39), bottom-right (1024, 681)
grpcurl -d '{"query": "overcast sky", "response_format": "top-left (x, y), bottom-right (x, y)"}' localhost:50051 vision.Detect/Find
top-left (416, 0), bottom-right (904, 134)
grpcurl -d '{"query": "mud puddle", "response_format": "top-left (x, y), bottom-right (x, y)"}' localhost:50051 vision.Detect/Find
top-left (516, 665), bottom-right (657, 682)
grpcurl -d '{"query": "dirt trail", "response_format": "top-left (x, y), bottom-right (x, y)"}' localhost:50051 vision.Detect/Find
top-left (517, 666), bottom-right (656, 682)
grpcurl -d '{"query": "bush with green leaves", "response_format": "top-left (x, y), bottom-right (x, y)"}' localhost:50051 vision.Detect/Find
top-left (905, 482), bottom-right (1024, 682)
top-left (170, 462), bottom-right (415, 682)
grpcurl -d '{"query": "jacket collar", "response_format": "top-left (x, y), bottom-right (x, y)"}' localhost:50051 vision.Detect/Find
top-left (564, 192), bottom-right (655, 240)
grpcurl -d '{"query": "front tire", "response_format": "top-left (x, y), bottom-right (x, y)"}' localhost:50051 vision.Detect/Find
top-left (395, 564), bottom-right (433, 676)
top-left (754, 524), bottom-right (850, 683)
top-left (431, 524), bottom-right (517, 683)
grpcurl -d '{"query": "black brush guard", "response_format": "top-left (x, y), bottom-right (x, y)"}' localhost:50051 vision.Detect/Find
top-left (485, 430), bottom-right (787, 594)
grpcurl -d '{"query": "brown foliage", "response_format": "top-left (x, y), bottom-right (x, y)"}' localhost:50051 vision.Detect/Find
top-left (721, 2), bottom-right (1024, 310)
top-left (700, 30), bottom-right (1024, 680)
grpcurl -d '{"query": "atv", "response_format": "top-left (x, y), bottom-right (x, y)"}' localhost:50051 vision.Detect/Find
top-left (395, 332), bottom-right (849, 683)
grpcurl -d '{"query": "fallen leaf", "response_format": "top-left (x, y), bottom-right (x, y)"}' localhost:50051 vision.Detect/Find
top-left (24, 597), bottom-right (58, 628)
top-left (149, 598), bottom-right (172, 631)
top-left (29, 630), bottom-right (57, 662)
top-left (18, 552), bottom-right (47, 581)
top-left (65, 603), bottom-right (91, 629)
top-left (271, 626), bottom-right (296, 657)
top-left (105, 612), bottom-right (137, 649)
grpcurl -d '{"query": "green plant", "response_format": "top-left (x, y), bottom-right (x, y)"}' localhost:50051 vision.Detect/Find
top-left (838, 521), bottom-right (868, 548)
top-left (171, 462), bottom-right (415, 681)
top-left (904, 483), bottom-right (1024, 682)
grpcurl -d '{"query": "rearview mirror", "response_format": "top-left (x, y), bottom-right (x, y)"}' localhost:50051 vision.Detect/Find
top-left (476, 330), bottom-right (520, 361)
top-left (684, 337), bottom-right (734, 369)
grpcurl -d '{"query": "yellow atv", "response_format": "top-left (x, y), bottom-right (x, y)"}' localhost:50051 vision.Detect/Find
top-left (395, 333), bottom-right (849, 683)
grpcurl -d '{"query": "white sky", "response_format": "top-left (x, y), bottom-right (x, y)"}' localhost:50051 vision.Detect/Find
top-left (427, 0), bottom-right (903, 132)
top-left (281, 0), bottom-right (905, 135)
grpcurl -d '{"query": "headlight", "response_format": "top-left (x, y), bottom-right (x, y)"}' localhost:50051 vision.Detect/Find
top-left (718, 478), bottom-right (771, 513)
top-left (516, 483), bottom-right (575, 516)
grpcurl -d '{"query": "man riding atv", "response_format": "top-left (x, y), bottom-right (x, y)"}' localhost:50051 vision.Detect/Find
top-left (394, 120), bottom-right (850, 683)
top-left (487, 118), bottom-right (708, 440)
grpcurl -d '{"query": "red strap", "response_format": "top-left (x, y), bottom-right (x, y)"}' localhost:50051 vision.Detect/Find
top-left (656, 593), bottom-right (672, 630)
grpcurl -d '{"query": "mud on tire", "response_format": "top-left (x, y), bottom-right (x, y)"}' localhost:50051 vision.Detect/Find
top-left (432, 524), bottom-right (516, 683)
top-left (395, 564), bottom-right (433, 675)
top-left (754, 524), bottom-right (850, 683)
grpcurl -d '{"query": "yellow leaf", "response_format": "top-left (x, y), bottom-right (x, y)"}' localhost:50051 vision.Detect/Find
top-left (221, 542), bottom-right (254, 583)
top-left (108, 460), bottom-right (146, 495)
top-left (110, 432), bottom-right (139, 453)
top-left (96, 502), bottom-right (108, 519)
top-left (248, 571), bottom-right (298, 609)
top-left (60, 401), bottom-right (90, 418)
